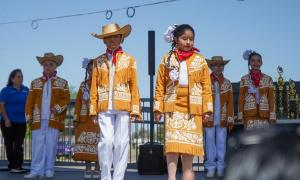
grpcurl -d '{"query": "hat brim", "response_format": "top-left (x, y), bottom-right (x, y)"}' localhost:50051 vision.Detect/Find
top-left (92, 24), bottom-right (131, 39)
top-left (206, 59), bottom-right (230, 67)
top-left (36, 55), bottom-right (63, 67)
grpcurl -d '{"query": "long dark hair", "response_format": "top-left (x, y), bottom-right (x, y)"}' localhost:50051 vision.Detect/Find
top-left (7, 69), bottom-right (22, 87)
top-left (166, 24), bottom-right (195, 67)
top-left (83, 60), bottom-right (93, 91)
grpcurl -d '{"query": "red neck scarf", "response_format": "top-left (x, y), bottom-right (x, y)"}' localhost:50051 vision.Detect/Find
top-left (210, 73), bottom-right (224, 83)
top-left (106, 46), bottom-right (123, 65)
top-left (174, 47), bottom-right (200, 61)
top-left (250, 70), bottom-right (262, 87)
top-left (43, 71), bottom-right (57, 81)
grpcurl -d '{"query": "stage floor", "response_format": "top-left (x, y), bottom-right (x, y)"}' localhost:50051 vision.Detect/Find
top-left (0, 165), bottom-right (222, 180)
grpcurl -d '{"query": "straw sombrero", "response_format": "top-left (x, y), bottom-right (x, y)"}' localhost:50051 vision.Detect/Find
top-left (91, 23), bottom-right (131, 39)
top-left (206, 56), bottom-right (230, 67)
top-left (36, 52), bottom-right (63, 67)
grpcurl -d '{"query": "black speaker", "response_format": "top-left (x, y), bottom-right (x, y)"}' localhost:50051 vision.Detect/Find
top-left (138, 142), bottom-right (164, 175)
top-left (148, 31), bottom-right (155, 76)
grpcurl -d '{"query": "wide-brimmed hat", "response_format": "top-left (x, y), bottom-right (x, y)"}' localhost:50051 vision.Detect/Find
top-left (91, 23), bottom-right (131, 39)
top-left (206, 56), bottom-right (230, 67)
top-left (36, 52), bottom-right (63, 67)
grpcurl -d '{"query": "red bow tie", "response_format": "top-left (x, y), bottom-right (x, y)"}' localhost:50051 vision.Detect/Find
top-left (210, 73), bottom-right (223, 83)
top-left (106, 47), bottom-right (123, 65)
top-left (174, 47), bottom-right (200, 61)
top-left (43, 71), bottom-right (57, 81)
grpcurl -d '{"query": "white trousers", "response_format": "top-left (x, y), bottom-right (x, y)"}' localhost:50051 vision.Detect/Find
top-left (98, 111), bottom-right (130, 180)
top-left (204, 125), bottom-right (227, 172)
top-left (30, 119), bottom-right (59, 176)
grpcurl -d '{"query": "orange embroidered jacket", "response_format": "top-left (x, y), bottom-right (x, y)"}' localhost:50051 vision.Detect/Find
top-left (211, 77), bottom-right (234, 127)
top-left (25, 76), bottom-right (70, 131)
top-left (73, 81), bottom-right (91, 123)
top-left (89, 52), bottom-right (142, 119)
top-left (238, 73), bottom-right (276, 121)
top-left (154, 52), bottom-right (213, 115)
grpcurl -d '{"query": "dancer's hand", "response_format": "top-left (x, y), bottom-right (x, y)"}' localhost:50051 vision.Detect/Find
top-left (154, 112), bottom-right (162, 122)
top-left (4, 119), bottom-right (12, 128)
top-left (130, 115), bottom-right (139, 122)
top-left (227, 122), bottom-right (234, 132)
top-left (73, 121), bottom-right (79, 128)
top-left (203, 113), bottom-right (211, 123)
top-left (51, 108), bottom-right (59, 115)
top-left (91, 116), bottom-right (98, 124)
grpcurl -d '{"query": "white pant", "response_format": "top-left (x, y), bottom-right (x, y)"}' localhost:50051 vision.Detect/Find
top-left (98, 111), bottom-right (130, 180)
top-left (30, 119), bottom-right (59, 176)
top-left (204, 125), bottom-right (227, 172)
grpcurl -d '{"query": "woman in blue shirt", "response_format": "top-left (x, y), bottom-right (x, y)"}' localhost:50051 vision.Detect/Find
top-left (0, 69), bottom-right (28, 173)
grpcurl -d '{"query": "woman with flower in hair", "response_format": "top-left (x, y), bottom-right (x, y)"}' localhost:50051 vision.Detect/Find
top-left (154, 24), bottom-right (213, 180)
top-left (238, 50), bottom-right (276, 130)
top-left (73, 58), bottom-right (100, 179)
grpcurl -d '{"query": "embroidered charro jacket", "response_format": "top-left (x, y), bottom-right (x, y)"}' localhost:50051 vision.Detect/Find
top-left (89, 52), bottom-right (142, 119)
top-left (154, 52), bottom-right (213, 115)
top-left (25, 76), bottom-right (70, 131)
top-left (74, 81), bottom-right (91, 123)
top-left (238, 73), bottom-right (276, 121)
top-left (211, 77), bottom-right (234, 126)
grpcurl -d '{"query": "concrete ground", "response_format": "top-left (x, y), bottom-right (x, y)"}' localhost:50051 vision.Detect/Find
top-left (0, 161), bottom-right (223, 180)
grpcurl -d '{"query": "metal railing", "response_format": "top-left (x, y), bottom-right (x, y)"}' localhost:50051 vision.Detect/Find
top-left (0, 98), bottom-right (168, 166)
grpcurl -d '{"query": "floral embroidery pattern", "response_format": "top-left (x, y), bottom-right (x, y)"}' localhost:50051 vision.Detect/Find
top-left (190, 83), bottom-right (202, 104)
top-left (189, 55), bottom-right (206, 72)
top-left (259, 94), bottom-right (269, 111)
top-left (74, 131), bottom-right (100, 154)
top-left (32, 79), bottom-right (43, 89)
top-left (165, 112), bottom-right (202, 146)
top-left (246, 120), bottom-right (269, 130)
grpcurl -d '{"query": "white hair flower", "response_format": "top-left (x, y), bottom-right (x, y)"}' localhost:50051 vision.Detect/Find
top-left (82, 58), bottom-right (92, 69)
top-left (243, 49), bottom-right (254, 60)
top-left (169, 69), bottom-right (179, 81)
top-left (163, 24), bottom-right (177, 43)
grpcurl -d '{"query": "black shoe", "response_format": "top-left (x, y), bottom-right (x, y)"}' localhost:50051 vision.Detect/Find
top-left (10, 168), bottom-right (27, 173)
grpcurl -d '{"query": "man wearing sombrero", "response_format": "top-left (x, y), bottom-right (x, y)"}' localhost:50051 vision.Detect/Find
top-left (24, 53), bottom-right (70, 179)
top-left (204, 56), bottom-right (234, 178)
top-left (89, 23), bottom-right (141, 180)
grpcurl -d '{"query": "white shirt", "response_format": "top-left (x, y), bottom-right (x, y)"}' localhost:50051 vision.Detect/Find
top-left (104, 52), bottom-right (128, 114)
top-left (41, 79), bottom-right (52, 120)
top-left (179, 61), bottom-right (188, 87)
top-left (107, 53), bottom-right (114, 111)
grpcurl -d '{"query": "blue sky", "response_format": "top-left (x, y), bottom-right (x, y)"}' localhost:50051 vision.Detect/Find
top-left (0, 0), bottom-right (299, 98)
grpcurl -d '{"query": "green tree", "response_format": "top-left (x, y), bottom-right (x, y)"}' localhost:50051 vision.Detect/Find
top-left (69, 85), bottom-right (78, 99)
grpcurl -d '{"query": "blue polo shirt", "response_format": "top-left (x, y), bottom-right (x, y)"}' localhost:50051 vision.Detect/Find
top-left (0, 85), bottom-right (29, 123)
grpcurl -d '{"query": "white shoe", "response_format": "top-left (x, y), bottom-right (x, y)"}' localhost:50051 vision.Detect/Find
top-left (11, 168), bottom-right (26, 173)
top-left (217, 169), bottom-right (225, 177)
top-left (206, 170), bottom-right (215, 178)
top-left (45, 171), bottom-right (54, 179)
top-left (24, 173), bottom-right (43, 179)
top-left (84, 171), bottom-right (92, 179)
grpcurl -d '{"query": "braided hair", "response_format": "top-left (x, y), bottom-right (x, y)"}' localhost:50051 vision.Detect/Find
top-left (166, 24), bottom-right (195, 68)
top-left (83, 60), bottom-right (93, 91)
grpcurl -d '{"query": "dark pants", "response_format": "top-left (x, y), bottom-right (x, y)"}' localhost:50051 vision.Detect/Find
top-left (0, 120), bottom-right (26, 169)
